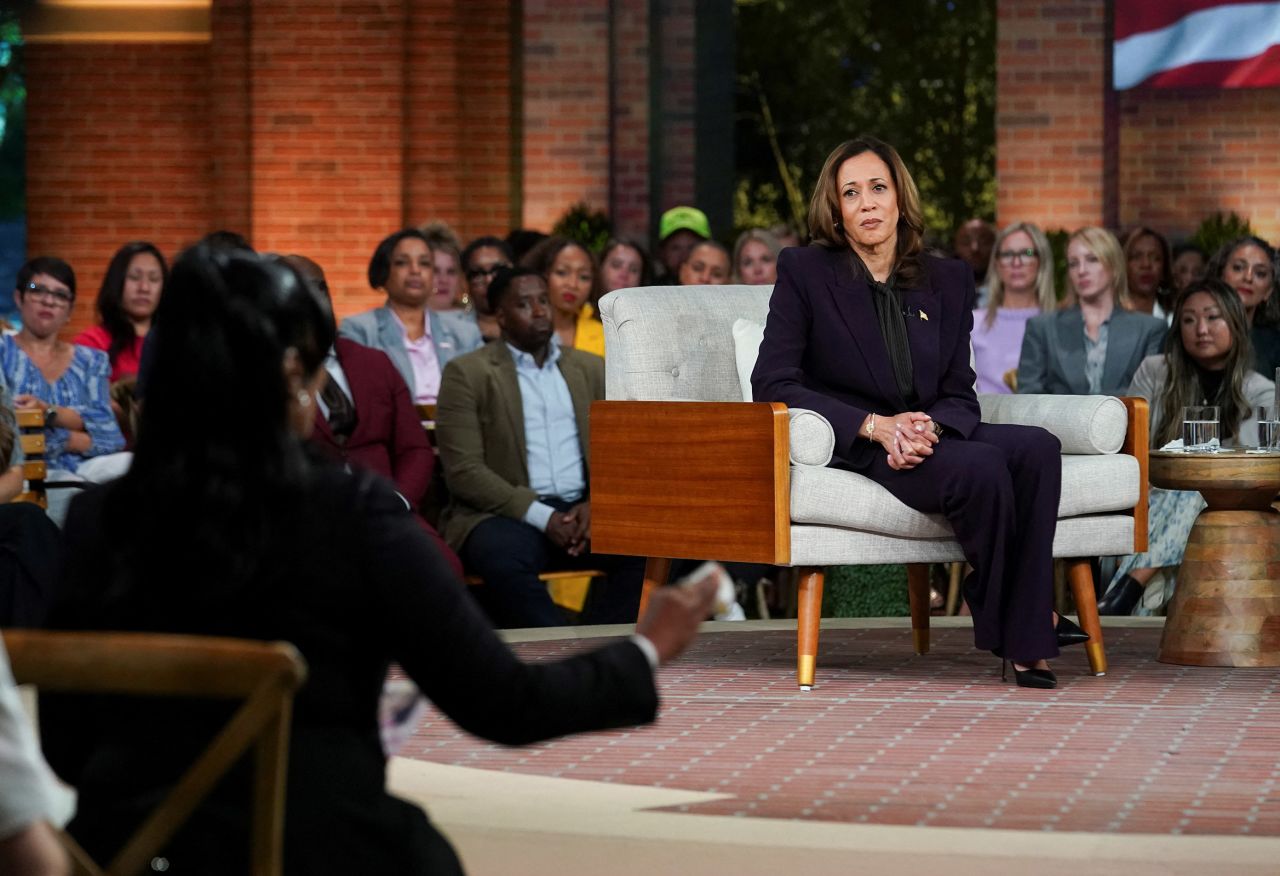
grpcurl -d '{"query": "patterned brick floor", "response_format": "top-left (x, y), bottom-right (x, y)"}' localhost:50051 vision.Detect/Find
top-left (398, 624), bottom-right (1280, 836)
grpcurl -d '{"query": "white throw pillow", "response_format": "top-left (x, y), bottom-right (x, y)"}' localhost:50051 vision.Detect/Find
top-left (731, 317), bottom-right (764, 402)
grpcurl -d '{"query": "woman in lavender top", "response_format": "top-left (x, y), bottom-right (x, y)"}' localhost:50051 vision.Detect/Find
top-left (2, 258), bottom-right (125, 474)
top-left (971, 223), bottom-right (1056, 394)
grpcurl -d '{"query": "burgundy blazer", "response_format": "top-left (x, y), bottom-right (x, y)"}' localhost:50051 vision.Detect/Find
top-left (751, 245), bottom-right (981, 470)
top-left (311, 337), bottom-right (434, 505)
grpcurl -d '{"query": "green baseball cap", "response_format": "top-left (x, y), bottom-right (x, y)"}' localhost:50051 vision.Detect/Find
top-left (659, 206), bottom-right (710, 241)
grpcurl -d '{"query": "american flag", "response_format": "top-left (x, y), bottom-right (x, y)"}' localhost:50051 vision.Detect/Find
top-left (1114, 0), bottom-right (1280, 89)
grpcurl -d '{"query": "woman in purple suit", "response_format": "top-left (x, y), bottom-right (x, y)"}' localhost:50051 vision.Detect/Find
top-left (751, 136), bottom-right (1079, 689)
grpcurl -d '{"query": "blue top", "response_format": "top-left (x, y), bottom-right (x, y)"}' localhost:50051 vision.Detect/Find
top-left (505, 338), bottom-right (585, 531)
top-left (0, 336), bottom-right (125, 472)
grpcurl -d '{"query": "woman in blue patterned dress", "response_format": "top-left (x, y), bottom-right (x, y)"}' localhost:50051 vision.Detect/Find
top-left (2, 258), bottom-right (125, 475)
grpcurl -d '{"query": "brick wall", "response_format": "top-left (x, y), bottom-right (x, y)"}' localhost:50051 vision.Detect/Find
top-left (995, 1), bottom-right (1110, 233)
top-left (24, 43), bottom-right (214, 336)
top-left (1118, 88), bottom-right (1280, 242)
top-left (996, 0), bottom-right (1280, 244)
top-left (608, 0), bottom-right (650, 239)
top-left (519, 0), bottom-right (611, 232)
top-left (653, 0), bottom-right (697, 218)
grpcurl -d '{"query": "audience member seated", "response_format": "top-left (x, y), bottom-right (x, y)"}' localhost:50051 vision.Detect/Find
top-left (73, 241), bottom-right (165, 383)
top-left (600, 237), bottom-right (653, 293)
top-left (655, 206), bottom-right (710, 282)
top-left (461, 236), bottom-right (514, 343)
top-left (2, 258), bottom-right (126, 477)
top-left (952, 217), bottom-right (996, 304)
top-left (420, 221), bottom-right (466, 313)
top-left (1205, 235), bottom-right (1280, 379)
top-left (1098, 279), bottom-right (1276, 616)
top-left (435, 267), bottom-right (645, 628)
top-left (1017, 227), bottom-right (1166, 396)
top-left (41, 246), bottom-right (716, 875)
top-left (0, 633), bottom-right (71, 876)
top-left (339, 229), bottom-right (483, 405)
top-left (504, 228), bottom-right (547, 264)
top-left (678, 240), bottom-right (731, 286)
top-left (769, 222), bottom-right (801, 249)
top-left (521, 236), bottom-right (604, 357)
top-left (972, 222), bottom-right (1057, 394)
top-left (282, 254), bottom-right (462, 577)
top-left (732, 228), bottom-right (782, 285)
top-left (1171, 242), bottom-right (1207, 294)
top-left (1120, 226), bottom-right (1174, 321)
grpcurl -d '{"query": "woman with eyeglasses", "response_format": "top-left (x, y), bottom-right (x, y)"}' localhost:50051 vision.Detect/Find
top-left (1017, 227), bottom-right (1167, 396)
top-left (971, 223), bottom-right (1057, 394)
top-left (460, 236), bottom-right (514, 343)
top-left (1, 258), bottom-right (125, 475)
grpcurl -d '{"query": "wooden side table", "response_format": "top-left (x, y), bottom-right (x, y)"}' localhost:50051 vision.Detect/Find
top-left (1149, 450), bottom-right (1280, 667)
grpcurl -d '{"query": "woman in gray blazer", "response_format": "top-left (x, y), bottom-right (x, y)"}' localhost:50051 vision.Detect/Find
top-left (1017, 226), bottom-right (1166, 396)
top-left (339, 229), bottom-right (483, 404)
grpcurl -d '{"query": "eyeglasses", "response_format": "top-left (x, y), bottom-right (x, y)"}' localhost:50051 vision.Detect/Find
top-left (466, 265), bottom-right (508, 281)
top-left (23, 282), bottom-right (75, 308)
top-left (997, 248), bottom-right (1038, 264)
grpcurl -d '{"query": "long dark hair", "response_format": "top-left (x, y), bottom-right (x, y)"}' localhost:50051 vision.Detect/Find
top-left (1153, 278), bottom-right (1254, 448)
top-left (104, 245), bottom-right (334, 612)
top-left (97, 241), bottom-right (167, 366)
top-left (1206, 235), bottom-right (1279, 327)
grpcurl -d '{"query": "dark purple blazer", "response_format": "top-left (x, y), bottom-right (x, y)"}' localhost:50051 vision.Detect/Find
top-left (751, 245), bottom-right (981, 470)
top-left (311, 337), bottom-right (434, 506)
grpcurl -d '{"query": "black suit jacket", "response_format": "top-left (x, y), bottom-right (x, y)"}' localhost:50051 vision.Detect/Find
top-left (751, 245), bottom-right (981, 469)
top-left (44, 467), bottom-right (656, 875)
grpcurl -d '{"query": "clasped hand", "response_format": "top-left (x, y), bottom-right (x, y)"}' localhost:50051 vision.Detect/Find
top-left (546, 501), bottom-right (591, 556)
top-left (871, 411), bottom-right (938, 471)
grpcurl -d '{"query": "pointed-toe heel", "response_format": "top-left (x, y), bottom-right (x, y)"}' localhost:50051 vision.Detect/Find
top-left (1055, 615), bottom-right (1090, 648)
top-left (1097, 574), bottom-right (1144, 616)
top-left (1002, 659), bottom-right (1057, 689)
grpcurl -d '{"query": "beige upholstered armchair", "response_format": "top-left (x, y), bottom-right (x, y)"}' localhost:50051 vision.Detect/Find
top-left (590, 284), bottom-right (1149, 689)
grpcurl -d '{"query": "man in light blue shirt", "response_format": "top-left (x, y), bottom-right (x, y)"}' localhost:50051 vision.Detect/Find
top-left (435, 268), bottom-right (643, 627)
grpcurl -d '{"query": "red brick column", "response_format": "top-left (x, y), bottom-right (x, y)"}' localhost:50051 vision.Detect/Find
top-left (24, 43), bottom-right (214, 336)
top-left (652, 0), bottom-right (696, 217)
top-left (995, 1), bottom-right (1110, 232)
top-left (608, 0), bottom-right (650, 240)
top-left (519, 0), bottom-right (611, 232)
top-left (247, 0), bottom-right (406, 314)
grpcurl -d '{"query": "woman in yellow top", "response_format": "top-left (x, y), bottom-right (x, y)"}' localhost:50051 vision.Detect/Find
top-left (520, 236), bottom-right (605, 357)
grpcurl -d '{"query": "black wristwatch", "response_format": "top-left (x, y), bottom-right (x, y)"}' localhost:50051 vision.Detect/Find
top-left (44, 405), bottom-right (58, 429)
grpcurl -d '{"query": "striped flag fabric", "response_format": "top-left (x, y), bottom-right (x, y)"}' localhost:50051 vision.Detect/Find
top-left (1114, 0), bottom-right (1280, 89)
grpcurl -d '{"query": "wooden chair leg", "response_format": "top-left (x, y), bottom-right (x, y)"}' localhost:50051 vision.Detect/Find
top-left (636, 557), bottom-right (671, 621)
top-left (907, 564), bottom-right (931, 655)
top-left (1066, 558), bottom-right (1107, 676)
top-left (944, 562), bottom-right (963, 616)
top-left (796, 566), bottom-right (824, 690)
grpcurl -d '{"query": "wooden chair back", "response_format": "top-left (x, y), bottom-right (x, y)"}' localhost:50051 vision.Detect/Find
top-left (13, 408), bottom-right (48, 508)
top-left (5, 630), bottom-right (307, 876)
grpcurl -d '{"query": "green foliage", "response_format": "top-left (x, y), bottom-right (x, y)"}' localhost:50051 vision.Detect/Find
top-left (823, 564), bottom-right (909, 617)
top-left (0, 9), bottom-right (24, 221)
top-left (735, 0), bottom-right (996, 241)
top-left (1189, 212), bottom-right (1255, 261)
top-left (551, 202), bottom-right (612, 256)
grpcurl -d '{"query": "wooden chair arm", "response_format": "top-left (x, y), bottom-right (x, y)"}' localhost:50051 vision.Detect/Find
top-left (590, 400), bottom-right (791, 564)
top-left (1119, 396), bottom-right (1150, 554)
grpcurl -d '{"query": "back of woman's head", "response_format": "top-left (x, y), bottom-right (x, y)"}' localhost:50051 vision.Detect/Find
top-left (137, 245), bottom-right (332, 464)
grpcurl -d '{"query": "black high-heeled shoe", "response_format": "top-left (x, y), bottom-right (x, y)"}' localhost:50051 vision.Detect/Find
top-left (1055, 615), bottom-right (1089, 648)
top-left (1002, 659), bottom-right (1058, 689)
top-left (1097, 574), bottom-right (1143, 616)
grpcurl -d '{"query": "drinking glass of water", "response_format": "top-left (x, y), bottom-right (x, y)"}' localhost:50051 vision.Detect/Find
top-left (1182, 405), bottom-right (1219, 452)
top-left (1257, 406), bottom-right (1280, 451)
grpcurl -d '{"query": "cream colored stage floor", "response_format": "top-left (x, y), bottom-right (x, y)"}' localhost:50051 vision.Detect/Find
top-left (388, 618), bottom-right (1280, 876)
